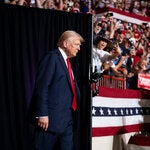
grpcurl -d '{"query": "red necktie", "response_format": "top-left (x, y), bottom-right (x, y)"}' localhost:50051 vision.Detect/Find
top-left (66, 58), bottom-right (77, 111)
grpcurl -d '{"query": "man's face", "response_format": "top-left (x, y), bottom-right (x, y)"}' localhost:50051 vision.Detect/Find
top-left (97, 40), bottom-right (107, 50)
top-left (94, 24), bottom-right (101, 34)
top-left (130, 49), bottom-right (136, 56)
top-left (64, 37), bottom-right (81, 58)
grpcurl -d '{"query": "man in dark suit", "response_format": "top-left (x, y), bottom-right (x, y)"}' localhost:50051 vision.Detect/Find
top-left (32, 30), bottom-right (84, 150)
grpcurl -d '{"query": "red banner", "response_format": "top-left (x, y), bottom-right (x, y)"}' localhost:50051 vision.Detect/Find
top-left (138, 74), bottom-right (150, 90)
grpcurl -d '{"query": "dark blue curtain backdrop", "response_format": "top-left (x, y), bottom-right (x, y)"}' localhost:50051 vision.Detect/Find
top-left (0, 4), bottom-right (92, 150)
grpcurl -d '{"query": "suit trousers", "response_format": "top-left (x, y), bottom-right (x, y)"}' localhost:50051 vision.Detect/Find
top-left (33, 122), bottom-right (73, 150)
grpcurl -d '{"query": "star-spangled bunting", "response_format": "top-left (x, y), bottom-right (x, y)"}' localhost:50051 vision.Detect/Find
top-left (92, 87), bottom-right (150, 137)
top-left (92, 106), bottom-right (150, 116)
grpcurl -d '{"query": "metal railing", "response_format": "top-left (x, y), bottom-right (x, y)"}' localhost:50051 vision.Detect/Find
top-left (98, 75), bottom-right (126, 89)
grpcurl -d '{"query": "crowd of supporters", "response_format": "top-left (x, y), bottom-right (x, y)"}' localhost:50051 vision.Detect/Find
top-left (3, 0), bottom-right (150, 16)
top-left (4, 0), bottom-right (150, 90)
top-left (93, 11), bottom-right (150, 90)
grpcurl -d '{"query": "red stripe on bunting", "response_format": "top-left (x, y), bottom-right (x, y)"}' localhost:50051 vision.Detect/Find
top-left (92, 123), bottom-right (147, 137)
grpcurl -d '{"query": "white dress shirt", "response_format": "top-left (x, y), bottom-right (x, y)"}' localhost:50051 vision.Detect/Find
top-left (92, 47), bottom-right (111, 73)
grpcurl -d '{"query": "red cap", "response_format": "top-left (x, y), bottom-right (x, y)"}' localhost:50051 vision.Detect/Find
top-left (134, 32), bottom-right (140, 40)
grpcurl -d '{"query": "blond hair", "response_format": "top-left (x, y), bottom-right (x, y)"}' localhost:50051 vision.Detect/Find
top-left (57, 30), bottom-right (84, 47)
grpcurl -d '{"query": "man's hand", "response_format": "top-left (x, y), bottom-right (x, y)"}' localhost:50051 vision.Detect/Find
top-left (37, 116), bottom-right (49, 131)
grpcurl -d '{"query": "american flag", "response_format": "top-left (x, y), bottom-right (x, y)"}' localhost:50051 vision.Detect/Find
top-left (92, 87), bottom-right (150, 137)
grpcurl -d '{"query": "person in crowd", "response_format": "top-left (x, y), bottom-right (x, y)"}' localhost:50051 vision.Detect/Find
top-left (80, 1), bottom-right (89, 13)
top-left (131, 0), bottom-right (140, 15)
top-left (35, 0), bottom-right (63, 9)
top-left (71, 1), bottom-right (80, 13)
top-left (109, 29), bottom-right (128, 76)
top-left (131, 38), bottom-right (144, 66)
top-left (92, 35), bottom-right (121, 74)
top-left (133, 57), bottom-right (148, 74)
top-left (144, 42), bottom-right (150, 73)
top-left (31, 30), bottom-right (84, 150)
top-left (127, 57), bottom-right (148, 89)
top-left (113, 37), bottom-right (135, 77)
top-left (35, 0), bottom-right (46, 8)
top-left (8, 0), bottom-right (29, 5)
top-left (93, 21), bottom-right (102, 41)
top-left (123, 0), bottom-right (132, 12)
top-left (98, 18), bottom-right (108, 36)
top-left (140, 6), bottom-right (148, 17)
top-left (42, 0), bottom-right (56, 9)
top-left (103, 40), bottom-right (126, 77)
top-left (7, 0), bottom-right (17, 4)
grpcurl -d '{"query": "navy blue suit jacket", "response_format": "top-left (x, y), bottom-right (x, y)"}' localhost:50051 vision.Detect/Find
top-left (34, 49), bottom-right (80, 133)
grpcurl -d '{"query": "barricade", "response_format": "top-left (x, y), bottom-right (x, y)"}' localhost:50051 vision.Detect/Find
top-left (98, 75), bottom-right (126, 89)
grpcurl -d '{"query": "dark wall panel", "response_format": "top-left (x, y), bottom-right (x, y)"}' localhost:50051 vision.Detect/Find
top-left (0, 3), bottom-right (92, 150)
